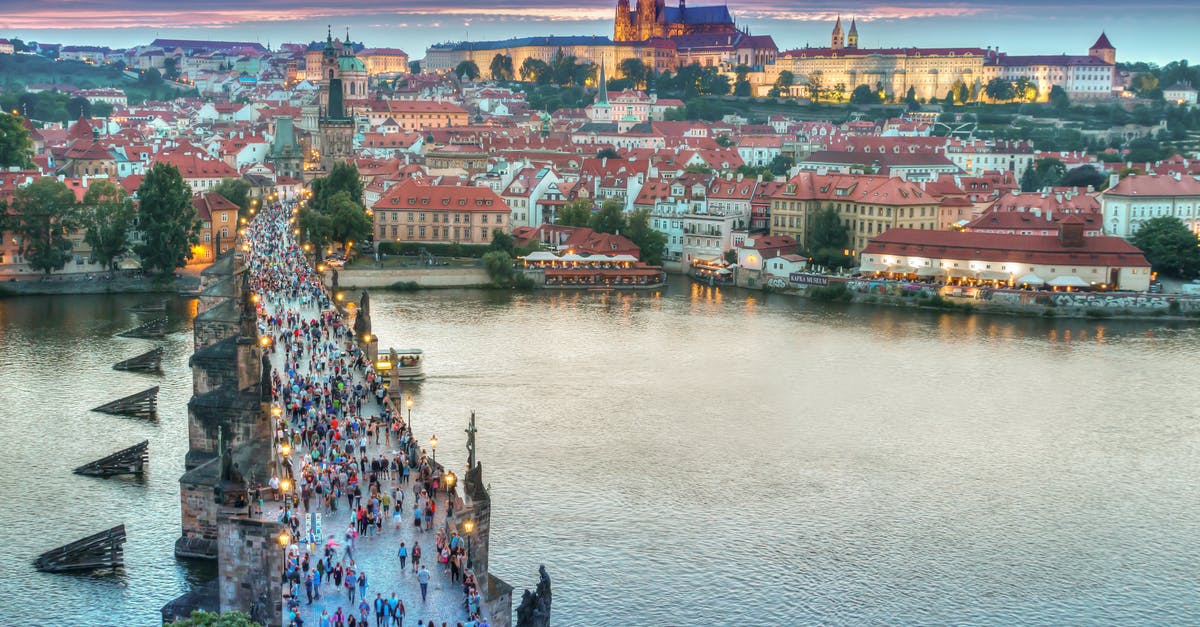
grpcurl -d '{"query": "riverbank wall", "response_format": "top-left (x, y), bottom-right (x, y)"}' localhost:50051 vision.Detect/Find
top-left (744, 271), bottom-right (1200, 320)
top-left (332, 267), bottom-right (491, 289)
top-left (0, 273), bottom-right (200, 296)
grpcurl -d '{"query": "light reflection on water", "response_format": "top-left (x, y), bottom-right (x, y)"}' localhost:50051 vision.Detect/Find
top-left (1, 286), bottom-right (1198, 625)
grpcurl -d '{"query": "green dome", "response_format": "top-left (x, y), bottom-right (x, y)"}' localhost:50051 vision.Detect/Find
top-left (337, 57), bottom-right (367, 73)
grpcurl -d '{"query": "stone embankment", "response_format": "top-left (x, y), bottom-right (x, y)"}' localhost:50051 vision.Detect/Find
top-left (0, 272), bottom-right (199, 296)
top-left (332, 267), bottom-right (491, 289)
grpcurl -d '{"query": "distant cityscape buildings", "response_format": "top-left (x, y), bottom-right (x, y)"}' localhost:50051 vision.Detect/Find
top-left (0, 3), bottom-right (1194, 296)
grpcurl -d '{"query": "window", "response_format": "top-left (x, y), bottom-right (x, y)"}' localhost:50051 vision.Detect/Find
top-left (408, 212), bottom-right (414, 222)
top-left (220, 213), bottom-right (228, 222)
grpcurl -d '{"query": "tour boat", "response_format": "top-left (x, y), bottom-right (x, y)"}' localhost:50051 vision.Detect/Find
top-left (378, 348), bottom-right (425, 381)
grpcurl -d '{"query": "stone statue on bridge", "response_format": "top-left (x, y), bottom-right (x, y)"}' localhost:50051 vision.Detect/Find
top-left (354, 290), bottom-right (372, 338)
top-left (516, 565), bottom-right (552, 627)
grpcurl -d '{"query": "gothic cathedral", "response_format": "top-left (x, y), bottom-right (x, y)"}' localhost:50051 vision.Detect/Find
top-left (614, 0), bottom-right (739, 42)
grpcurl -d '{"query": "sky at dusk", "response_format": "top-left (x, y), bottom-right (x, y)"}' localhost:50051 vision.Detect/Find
top-left (0, 0), bottom-right (1195, 64)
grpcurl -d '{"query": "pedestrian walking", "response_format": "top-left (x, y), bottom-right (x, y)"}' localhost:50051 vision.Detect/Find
top-left (417, 565), bottom-right (431, 602)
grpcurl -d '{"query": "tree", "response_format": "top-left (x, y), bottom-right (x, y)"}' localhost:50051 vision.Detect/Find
top-left (769, 71), bottom-right (794, 98)
top-left (619, 58), bottom-right (649, 89)
top-left (1014, 77), bottom-right (1036, 102)
top-left (489, 229), bottom-right (515, 255)
top-left (904, 86), bottom-right (919, 110)
top-left (715, 134), bottom-right (735, 148)
top-left (805, 205), bottom-right (850, 267)
top-left (312, 162), bottom-right (363, 207)
top-left (1033, 157), bottom-right (1066, 188)
top-left (92, 101), bottom-right (114, 118)
top-left (953, 80), bottom-right (969, 105)
top-left (850, 84), bottom-right (880, 104)
top-left (733, 65), bottom-right (752, 97)
top-left (454, 60), bottom-right (480, 81)
top-left (482, 250), bottom-right (516, 286)
top-left (1131, 216), bottom-right (1200, 279)
top-left (698, 68), bottom-right (730, 96)
top-left (135, 162), bottom-right (200, 273)
top-left (557, 199), bottom-right (593, 227)
top-left (324, 191), bottom-right (372, 254)
top-left (1060, 165), bottom-right (1106, 189)
top-left (768, 154), bottom-right (794, 177)
top-left (624, 208), bottom-right (666, 266)
top-left (985, 78), bottom-right (1015, 102)
top-left (589, 198), bottom-right (627, 234)
top-left (520, 58), bottom-right (550, 84)
top-left (489, 54), bottom-right (514, 81)
top-left (163, 57), bottom-right (181, 81)
top-left (213, 178), bottom-right (252, 218)
top-left (139, 68), bottom-right (163, 86)
top-left (1020, 167), bottom-right (1042, 192)
top-left (1049, 85), bottom-right (1070, 111)
top-left (168, 610), bottom-right (260, 626)
top-left (80, 180), bottom-right (134, 270)
top-left (807, 205), bottom-right (849, 251)
top-left (67, 96), bottom-right (92, 119)
top-left (596, 147), bottom-right (621, 159)
top-left (408, 60), bottom-right (421, 75)
top-left (7, 177), bottom-right (79, 274)
top-left (0, 113), bottom-right (34, 168)
top-left (806, 73), bottom-right (824, 102)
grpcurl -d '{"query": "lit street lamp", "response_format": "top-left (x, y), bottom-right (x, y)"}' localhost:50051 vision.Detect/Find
top-left (406, 397), bottom-right (413, 426)
top-left (430, 434), bottom-right (438, 464)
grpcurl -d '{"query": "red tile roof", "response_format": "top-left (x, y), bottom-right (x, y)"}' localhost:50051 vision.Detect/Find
top-left (862, 228), bottom-right (1149, 267)
top-left (372, 178), bottom-right (507, 212)
top-left (192, 192), bottom-right (239, 221)
top-left (1104, 173), bottom-right (1200, 197)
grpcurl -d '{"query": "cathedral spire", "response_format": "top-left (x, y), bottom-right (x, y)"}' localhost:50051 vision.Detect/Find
top-left (831, 15), bottom-right (845, 50)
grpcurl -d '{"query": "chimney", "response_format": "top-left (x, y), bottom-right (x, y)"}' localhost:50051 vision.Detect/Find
top-left (1059, 219), bottom-right (1084, 248)
top-left (1109, 173), bottom-right (1120, 188)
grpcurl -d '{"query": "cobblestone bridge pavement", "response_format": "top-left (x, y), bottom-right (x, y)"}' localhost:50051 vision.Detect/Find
top-left (249, 205), bottom-right (470, 627)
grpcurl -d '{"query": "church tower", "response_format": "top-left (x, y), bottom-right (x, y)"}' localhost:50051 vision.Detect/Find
top-left (636, 0), bottom-right (657, 40)
top-left (847, 18), bottom-right (859, 49)
top-left (831, 16), bottom-right (844, 50)
top-left (1088, 32), bottom-right (1116, 64)
top-left (615, 0), bottom-right (634, 41)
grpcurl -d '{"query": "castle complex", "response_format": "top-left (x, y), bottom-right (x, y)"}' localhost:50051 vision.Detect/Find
top-left (767, 19), bottom-right (1117, 102)
top-left (614, 0), bottom-right (740, 42)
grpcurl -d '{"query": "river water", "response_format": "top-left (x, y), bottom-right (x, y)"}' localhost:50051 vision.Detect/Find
top-left (1, 285), bottom-right (1199, 625)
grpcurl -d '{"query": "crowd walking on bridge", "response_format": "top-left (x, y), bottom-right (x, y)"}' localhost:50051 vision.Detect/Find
top-left (244, 201), bottom-right (488, 627)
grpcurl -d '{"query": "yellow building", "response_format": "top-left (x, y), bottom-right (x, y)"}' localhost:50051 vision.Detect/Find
top-left (358, 48), bottom-right (410, 76)
top-left (425, 36), bottom-right (660, 78)
top-left (769, 172), bottom-right (940, 251)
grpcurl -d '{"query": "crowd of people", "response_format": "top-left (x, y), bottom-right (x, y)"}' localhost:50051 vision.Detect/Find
top-left (244, 201), bottom-right (489, 627)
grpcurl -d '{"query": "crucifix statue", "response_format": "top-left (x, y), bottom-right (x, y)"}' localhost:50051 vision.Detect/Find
top-left (465, 410), bottom-right (477, 471)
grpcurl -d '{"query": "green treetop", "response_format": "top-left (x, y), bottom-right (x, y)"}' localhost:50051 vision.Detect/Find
top-left (135, 162), bottom-right (200, 273)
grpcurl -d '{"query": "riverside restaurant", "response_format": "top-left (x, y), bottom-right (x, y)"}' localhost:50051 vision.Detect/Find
top-left (520, 251), bottom-right (667, 288)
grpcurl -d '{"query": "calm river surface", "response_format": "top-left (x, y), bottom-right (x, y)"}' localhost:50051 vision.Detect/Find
top-left (1, 285), bottom-right (1199, 625)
